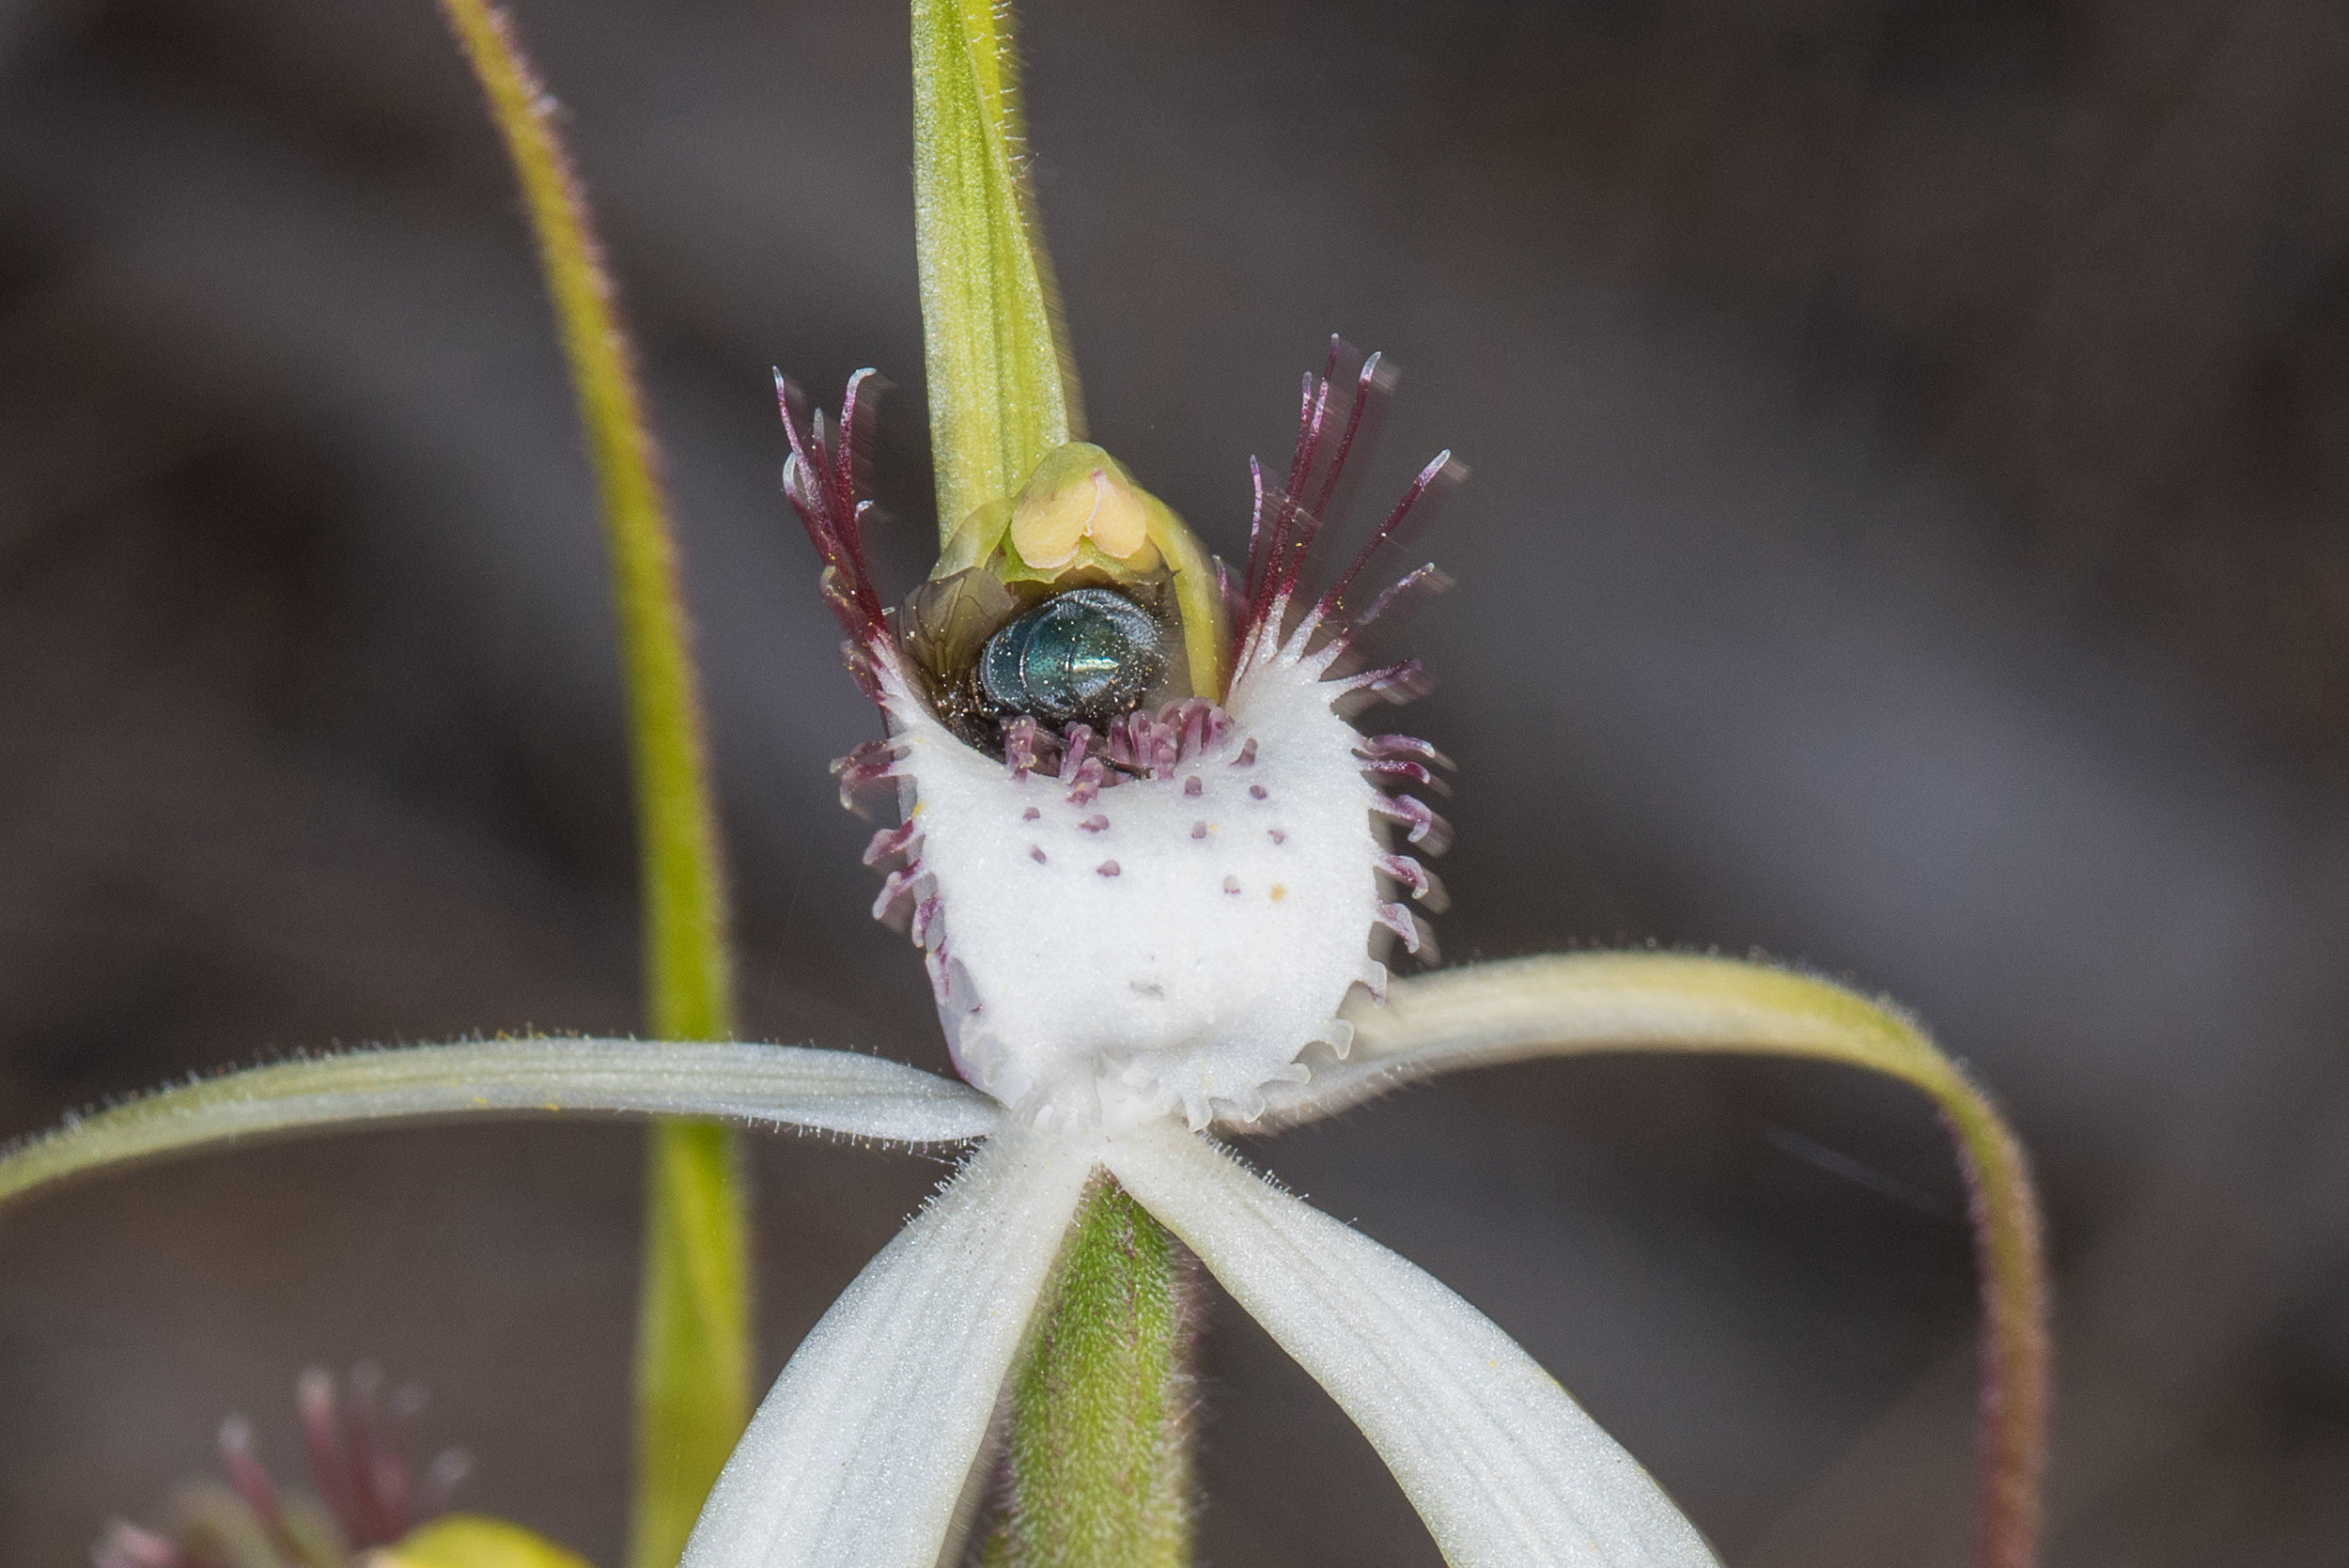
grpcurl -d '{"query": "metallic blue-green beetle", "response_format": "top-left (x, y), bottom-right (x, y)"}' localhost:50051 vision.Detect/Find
top-left (977, 588), bottom-right (1165, 726)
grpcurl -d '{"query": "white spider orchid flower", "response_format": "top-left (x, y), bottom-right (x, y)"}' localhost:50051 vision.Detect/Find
top-left (665, 348), bottom-right (1722, 1568)
top-left (0, 1), bottom-right (2046, 1556)
top-left (0, 346), bottom-right (1729, 1568)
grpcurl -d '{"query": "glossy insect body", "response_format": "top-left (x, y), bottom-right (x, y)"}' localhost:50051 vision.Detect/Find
top-left (977, 587), bottom-right (1166, 725)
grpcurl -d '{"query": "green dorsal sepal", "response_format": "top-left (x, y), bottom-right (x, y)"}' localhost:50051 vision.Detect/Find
top-left (912, 0), bottom-right (1082, 544)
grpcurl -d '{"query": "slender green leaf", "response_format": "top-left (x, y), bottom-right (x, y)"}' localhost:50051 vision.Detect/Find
top-left (912, 0), bottom-right (1082, 539)
top-left (431, 7), bottom-right (746, 1562)
top-left (631, 1117), bottom-right (749, 1568)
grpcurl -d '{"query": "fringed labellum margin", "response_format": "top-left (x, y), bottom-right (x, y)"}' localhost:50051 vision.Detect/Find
top-left (777, 345), bottom-right (1459, 1136)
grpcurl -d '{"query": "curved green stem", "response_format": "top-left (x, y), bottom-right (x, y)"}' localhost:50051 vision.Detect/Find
top-left (1339, 954), bottom-right (2048, 1568)
top-left (431, 7), bottom-right (745, 1565)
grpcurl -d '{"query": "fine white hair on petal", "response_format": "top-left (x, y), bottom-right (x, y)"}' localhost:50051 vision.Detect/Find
top-left (0, 1041), bottom-right (1003, 1210)
top-left (681, 1127), bottom-right (1097, 1568)
top-left (1104, 1123), bottom-right (1721, 1568)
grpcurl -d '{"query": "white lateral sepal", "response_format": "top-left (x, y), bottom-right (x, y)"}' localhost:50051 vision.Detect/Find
top-left (682, 1128), bottom-right (1095, 1568)
top-left (0, 1041), bottom-right (1006, 1211)
top-left (1104, 1123), bottom-right (1720, 1568)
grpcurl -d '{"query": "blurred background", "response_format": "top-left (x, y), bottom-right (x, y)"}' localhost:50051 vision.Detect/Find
top-left (2, 0), bottom-right (2347, 1561)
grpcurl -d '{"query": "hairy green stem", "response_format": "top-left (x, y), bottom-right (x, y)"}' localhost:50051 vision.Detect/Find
top-left (1343, 954), bottom-right (2050, 1568)
top-left (432, 7), bottom-right (747, 1565)
top-left (995, 1178), bottom-right (1193, 1568)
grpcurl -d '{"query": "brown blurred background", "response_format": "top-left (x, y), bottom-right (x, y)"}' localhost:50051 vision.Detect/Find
top-left (4, 0), bottom-right (2348, 1561)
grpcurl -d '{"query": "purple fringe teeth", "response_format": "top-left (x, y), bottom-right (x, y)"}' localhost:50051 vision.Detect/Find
top-left (777, 336), bottom-right (1469, 1083)
top-left (774, 368), bottom-right (893, 698)
top-left (832, 737), bottom-right (907, 813)
top-left (863, 819), bottom-right (922, 866)
top-left (1370, 791), bottom-right (1453, 855)
top-left (1377, 851), bottom-right (1451, 912)
top-left (1375, 900), bottom-right (1439, 962)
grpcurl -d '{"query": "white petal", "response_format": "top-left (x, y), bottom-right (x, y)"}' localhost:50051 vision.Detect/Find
top-left (1105, 1123), bottom-right (1720, 1568)
top-left (683, 1127), bottom-right (1096, 1568)
top-left (0, 1041), bottom-right (1002, 1209)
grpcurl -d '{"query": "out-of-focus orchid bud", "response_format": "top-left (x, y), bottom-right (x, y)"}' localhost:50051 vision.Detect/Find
top-left (367, 1514), bottom-right (594, 1568)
